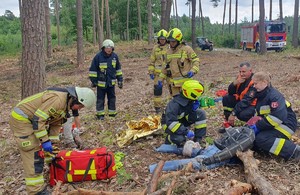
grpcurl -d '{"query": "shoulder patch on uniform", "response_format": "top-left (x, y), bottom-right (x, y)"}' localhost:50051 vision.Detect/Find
top-left (49, 107), bottom-right (56, 115)
top-left (271, 102), bottom-right (279, 108)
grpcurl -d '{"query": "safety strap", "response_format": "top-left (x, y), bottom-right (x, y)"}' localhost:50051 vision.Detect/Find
top-left (82, 158), bottom-right (94, 181)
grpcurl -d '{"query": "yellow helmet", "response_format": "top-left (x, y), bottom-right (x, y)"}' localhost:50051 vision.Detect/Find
top-left (167, 28), bottom-right (183, 43)
top-left (181, 80), bottom-right (204, 100)
top-left (157, 29), bottom-right (168, 39)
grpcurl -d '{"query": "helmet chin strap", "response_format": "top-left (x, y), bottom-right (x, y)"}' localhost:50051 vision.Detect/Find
top-left (171, 41), bottom-right (180, 49)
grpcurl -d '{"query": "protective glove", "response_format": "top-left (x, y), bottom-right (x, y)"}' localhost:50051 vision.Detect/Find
top-left (118, 81), bottom-right (123, 89)
top-left (42, 140), bottom-right (53, 153)
top-left (187, 71), bottom-right (194, 78)
top-left (186, 130), bottom-right (195, 139)
top-left (157, 81), bottom-right (163, 89)
top-left (91, 83), bottom-right (97, 88)
top-left (192, 100), bottom-right (200, 111)
top-left (246, 116), bottom-right (262, 126)
top-left (249, 124), bottom-right (260, 135)
top-left (150, 74), bottom-right (155, 80)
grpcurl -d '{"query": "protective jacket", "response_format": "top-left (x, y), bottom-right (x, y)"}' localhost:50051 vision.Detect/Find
top-left (227, 73), bottom-right (257, 115)
top-left (162, 94), bottom-right (207, 146)
top-left (89, 50), bottom-right (123, 88)
top-left (255, 86), bottom-right (297, 138)
top-left (159, 44), bottom-right (200, 87)
top-left (10, 89), bottom-right (76, 143)
top-left (148, 44), bottom-right (168, 76)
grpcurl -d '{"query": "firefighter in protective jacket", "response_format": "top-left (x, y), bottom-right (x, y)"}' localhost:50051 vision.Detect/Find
top-left (158, 28), bottom-right (200, 97)
top-left (148, 29), bottom-right (169, 113)
top-left (222, 62), bottom-right (256, 127)
top-left (9, 87), bottom-right (96, 195)
top-left (162, 80), bottom-right (207, 147)
top-left (89, 39), bottom-right (123, 120)
top-left (249, 72), bottom-right (299, 160)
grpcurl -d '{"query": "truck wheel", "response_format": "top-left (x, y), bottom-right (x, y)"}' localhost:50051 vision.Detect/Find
top-left (209, 46), bottom-right (213, 51)
top-left (243, 43), bottom-right (246, 51)
top-left (255, 43), bottom-right (260, 53)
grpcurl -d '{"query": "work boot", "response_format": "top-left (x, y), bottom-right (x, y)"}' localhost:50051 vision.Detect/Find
top-left (36, 188), bottom-right (50, 195)
top-left (291, 145), bottom-right (300, 160)
top-left (218, 121), bottom-right (232, 134)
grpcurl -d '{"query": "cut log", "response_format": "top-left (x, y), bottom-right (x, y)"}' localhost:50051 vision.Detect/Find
top-left (225, 179), bottom-right (252, 195)
top-left (147, 160), bottom-right (165, 193)
top-left (236, 150), bottom-right (279, 195)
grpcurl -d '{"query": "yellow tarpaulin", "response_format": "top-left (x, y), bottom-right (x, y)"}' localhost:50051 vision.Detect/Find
top-left (116, 115), bottom-right (161, 148)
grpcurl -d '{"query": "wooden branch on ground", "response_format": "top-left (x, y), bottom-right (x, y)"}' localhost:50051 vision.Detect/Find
top-left (147, 160), bottom-right (165, 193)
top-left (166, 176), bottom-right (177, 195)
top-left (225, 179), bottom-right (252, 195)
top-left (59, 188), bottom-right (146, 195)
top-left (52, 180), bottom-right (63, 195)
top-left (236, 150), bottom-right (279, 195)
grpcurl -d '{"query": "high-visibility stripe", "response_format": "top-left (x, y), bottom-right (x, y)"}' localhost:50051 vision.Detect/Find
top-left (97, 81), bottom-right (106, 87)
top-left (35, 109), bottom-right (49, 120)
top-left (96, 110), bottom-right (105, 116)
top-left (266, 115), bottom-right (293, 139)
top-left (90, 150), bottom-right (96, 154)
top-left (89, 71), bottom-right (97, 77)
top-left (49, 135), bottom-right (60, 141)
top-left (259, 105), bottom-right (271, 115)
top-left (99, 63), bottom-right (107, 68)
top-left (66, 151), bottom-right (72, 156)
top-left (11, 110), bottom-right (31, 122)
top-left (34, 130), bottom-right (48, 138)
top-left (223, 106), bottom-right (233, 112)
top-left (195, 120), bottom-right (207, 129)
top-left (67, 162), bottom-right (73, 182)
top-left (17, 92), bottom-right (44, 106)
top-left (116, 70), bottom-right (122, 76)
top-left (74, 169), bottom-right (97, 175)
top-left (108, 110), bottom-right (117, 115)
top-left (178, 112), bottom-right (185, 119)
top-left (91, 159), bottom-right (97, 180)
top-left (270, 138), bottom-right (285, 155)
top-left (169, 122), bottom-right (181, 133)
top-left (148, 66), bottom-right (155, 71)
top-left (25, 175), bottom-right (44, 186)
top-left (285, 100), bottom-right (291, 107)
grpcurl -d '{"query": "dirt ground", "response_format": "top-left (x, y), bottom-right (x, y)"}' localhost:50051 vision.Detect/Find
top-left (0, 41), bottom-right (300, 195)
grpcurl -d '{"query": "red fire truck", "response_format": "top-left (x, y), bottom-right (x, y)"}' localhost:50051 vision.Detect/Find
top-left (240, 20), bottom-right (287, 52)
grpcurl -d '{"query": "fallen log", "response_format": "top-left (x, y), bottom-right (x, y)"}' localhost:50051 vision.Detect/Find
top-left (147, 160), bottom-right (165, 193)
top-left (225, 179), bottom-right (252, 195)
top-left (236, 150), bottom-right (279, 195)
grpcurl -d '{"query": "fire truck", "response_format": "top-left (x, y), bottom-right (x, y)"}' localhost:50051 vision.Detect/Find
top-left (240, 20), bottom-right (287, 52)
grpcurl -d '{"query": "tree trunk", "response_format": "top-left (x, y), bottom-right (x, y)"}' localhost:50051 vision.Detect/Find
top-left (95, 0), bottom-right (103, 49)
top-left (55, 0), bottom-right (61, 46)
top-left (234, 0), bottom-right (238, 48)
top-left (269, 0), bottom-right (272, 20)
top-left (161, 0), bottom-right (166, 29)
top-left (199, 0), bottom-right (204, 36)
top-left (18, 0), bottom-right (22, 22)
top-left (105, 0), bottom-right (111, 39)
top-left (126, 0), bottom-right (130, 41)
top-left (21, 0), bottom-right (46, 98)
top-left (147, 0), bottom-right (153, 45)
top-left (292, 0), bottom-right (299, 48)
top-left (92, 0), bottom-right (97, 46)
top-left (76, 0), bottom-right (84, 67)
top-left (259, 0), bottom-right (267, 54)
top-left (175, 0), bottom-right (179, 27)
top-left (101, 0), bottom-right (104, 32)
top-left (229, 0), bottom-right (232, 33)
top-left (222, 0), bottom-right (227, 35)
top-left (191, 0), bottom-right (196, 49)
top-left (164, 0), bottom-right (172, 30)
top-left (45, 0), bottom-right (52, 58)
top-left (137, 0), bottom-right (142, 40)
top-left (279, 0), bottom-right (283, 21)
top-left (252, 0), bottom-right (254, 23)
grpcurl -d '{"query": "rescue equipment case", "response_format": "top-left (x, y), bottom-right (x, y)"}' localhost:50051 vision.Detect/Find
top-left (49, 147), bottom-right (116, 186)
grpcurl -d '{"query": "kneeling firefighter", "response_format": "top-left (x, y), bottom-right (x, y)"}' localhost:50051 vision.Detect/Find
top-left (162, 80), bottom-right (207, 147)
top-left (9, 87), bottom-right (96, 195)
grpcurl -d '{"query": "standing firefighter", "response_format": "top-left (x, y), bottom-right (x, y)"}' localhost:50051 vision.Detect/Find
top-left (89, 39), bottom-right (123, 120)
top-left (148, 29), bottom-right (169, 113)
top-left (158, 28), bottom-right (200, 96)
top-left (9, 87), bottom-right (96, 195)
top-left (162, 80), bottom-right (207, 147)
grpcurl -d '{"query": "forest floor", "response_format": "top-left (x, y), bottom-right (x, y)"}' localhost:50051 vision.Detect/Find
top-left (0, 41), bottom-right (300, 195)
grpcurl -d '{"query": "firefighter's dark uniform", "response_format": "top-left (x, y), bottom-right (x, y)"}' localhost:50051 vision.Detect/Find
top-left (222, 74), bottom-right (256, 121)
top-left (89, 50), bottom-right (123, 118)
top-left (9, 88), bottom-right (77, 195)
top-left (159, 44), bottom-right (200, 96)
top-left (162, 94), bottom-right (207, 146)
top-left (253, 86), bottom-right (298, 160)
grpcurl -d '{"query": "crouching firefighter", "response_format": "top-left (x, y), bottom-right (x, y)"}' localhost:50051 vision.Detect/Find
top-left (9, 87), bottom-right (96, 195)
top-left (162, 80), bottom-right (207, 147)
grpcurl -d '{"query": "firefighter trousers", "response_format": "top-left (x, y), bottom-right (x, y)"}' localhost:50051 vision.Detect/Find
top-left (253, 129), bottom-right (297, 160)
top-left (222, 94), bottom-right (255, 121)
top-left (9, 117), bottom-right (45, 195)
top-left (96, 86), bottom-right (117, 117)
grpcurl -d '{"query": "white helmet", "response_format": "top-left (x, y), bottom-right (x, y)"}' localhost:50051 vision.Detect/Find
top-left (102, 39), bottom-right (114, 48)
top-left (75, 87), bottom-right (96, 109)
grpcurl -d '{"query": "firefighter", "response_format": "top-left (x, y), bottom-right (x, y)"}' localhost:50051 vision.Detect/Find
top-left (249, 71), bottom-right (299, 160)
top-left (158, 28), bottom-right (200, 97)
top-left (9, 87), bottom-right (96, 195)
top-left (89, 39), bottom-right (123, 120)
top-left (148, 29), bottom-right (169, 113)
top-left (221, 62), bottom-right (256, 130)
top-left (162, 80), bottom-right (207, 147)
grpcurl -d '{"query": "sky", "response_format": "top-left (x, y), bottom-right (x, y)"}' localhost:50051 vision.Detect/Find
top-left (0, 0), bottom-right (297, 24)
